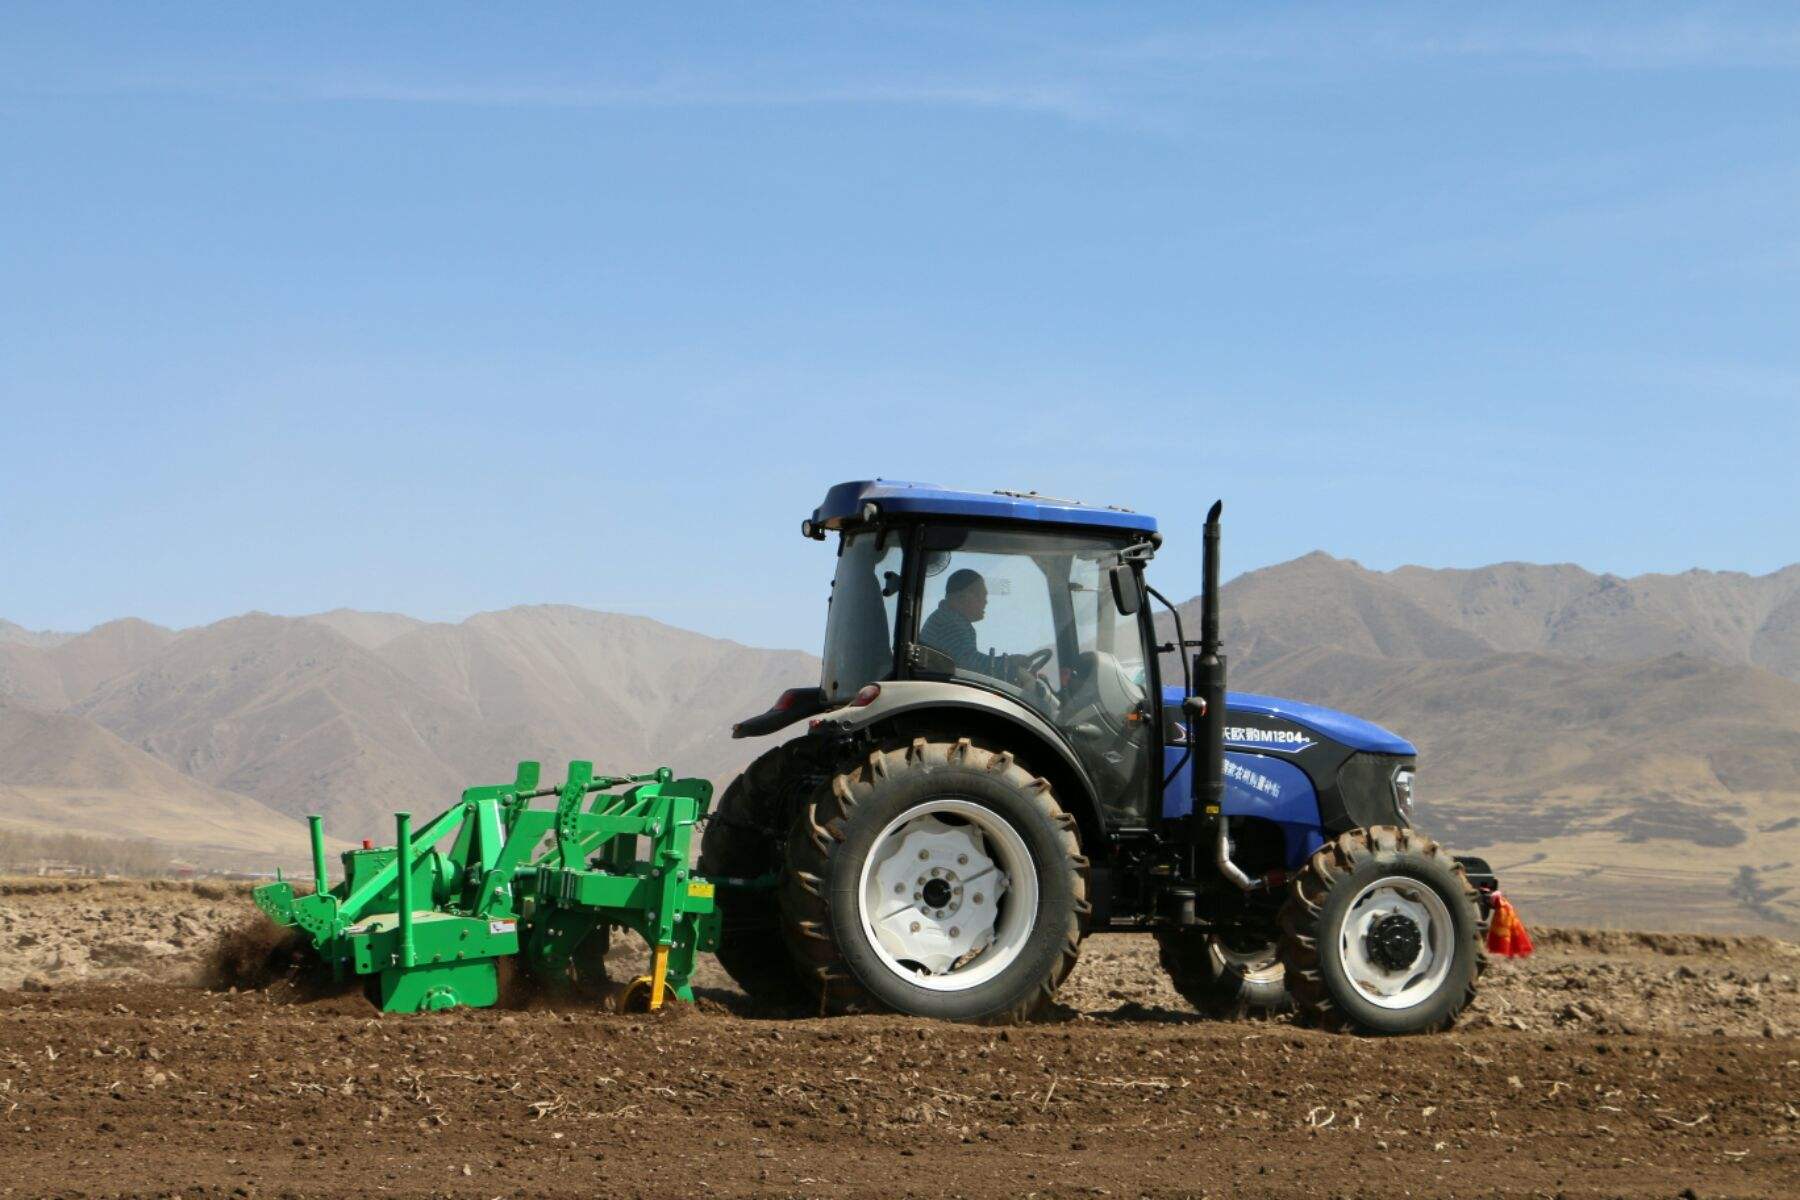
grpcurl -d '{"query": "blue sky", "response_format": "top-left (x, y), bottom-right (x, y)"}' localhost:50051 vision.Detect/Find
top-left (3, 3), bottom-right (1797, 651)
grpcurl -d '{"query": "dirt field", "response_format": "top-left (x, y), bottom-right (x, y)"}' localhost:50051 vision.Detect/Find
top-left (3, 882), bottom-right (1798, 1198)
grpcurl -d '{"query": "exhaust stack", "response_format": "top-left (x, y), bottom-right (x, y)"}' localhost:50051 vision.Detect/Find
top-left (1185, 500), bottom-right (1248, 884)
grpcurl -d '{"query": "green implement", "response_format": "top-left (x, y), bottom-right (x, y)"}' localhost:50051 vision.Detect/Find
top-left (252, 760), bottom-right (724, 1013)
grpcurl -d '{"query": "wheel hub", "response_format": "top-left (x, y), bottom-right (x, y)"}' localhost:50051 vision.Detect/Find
top-left (1365, 912), bottom-right (1423, 971)
top-left (862, 812), bottom-right (1014, 979)
top-left (1336, 876), bottom-right (1456, 1010)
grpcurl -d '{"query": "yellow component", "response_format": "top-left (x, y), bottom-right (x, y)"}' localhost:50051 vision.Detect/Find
top-left (618, 975), bottom-right (652, 1012)
top-left (685, 879), bottom-right (715, 899)
top-left (649, 943), bottom-right (669, 1010)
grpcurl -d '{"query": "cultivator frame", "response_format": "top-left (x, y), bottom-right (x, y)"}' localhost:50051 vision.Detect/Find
top-left (252, 761), bottom-right (723, 1013)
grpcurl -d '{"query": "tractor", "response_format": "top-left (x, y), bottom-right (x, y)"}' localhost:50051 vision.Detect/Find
top-left (703, 480), bottom-right (1505, 1034)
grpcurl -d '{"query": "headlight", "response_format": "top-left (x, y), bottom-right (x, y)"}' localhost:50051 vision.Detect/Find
top-left (1391, 767), bottom-right (1415, 823)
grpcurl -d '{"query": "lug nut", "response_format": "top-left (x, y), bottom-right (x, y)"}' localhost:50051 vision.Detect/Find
top-left (957, 854), bottom-right (968, 865)
top-left (918, 850), bottom-right (929, 861)
top-left (949, 927), bottom-right (960, 938)
top-left (909, 921), bottom-right (920, 932)
top-left (894, 882), bottom-right (905, 894)
top-left (974, 893), bottom-right (984, 904)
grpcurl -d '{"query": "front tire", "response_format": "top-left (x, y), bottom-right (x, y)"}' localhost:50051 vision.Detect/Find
top-left (781, 736), bottom-right (1087, 1023)
top-left (1279, 826), bottom-right (1486, 1034)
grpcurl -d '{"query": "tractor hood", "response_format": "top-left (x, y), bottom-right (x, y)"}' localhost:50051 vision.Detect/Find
top-left (1168, 687), bottom-right (1416, 757)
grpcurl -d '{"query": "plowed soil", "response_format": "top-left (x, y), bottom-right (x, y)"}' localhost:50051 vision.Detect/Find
top-left (2, 882), bottom-right (1798, 1199)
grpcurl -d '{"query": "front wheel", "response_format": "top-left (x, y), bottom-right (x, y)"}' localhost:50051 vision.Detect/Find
top-left (1278, 827), bottom-right (1486, 1035)
top-left (781, 737), bottom-right (1087, 1023)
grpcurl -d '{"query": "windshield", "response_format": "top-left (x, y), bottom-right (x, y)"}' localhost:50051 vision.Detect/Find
top-left (819, 529), bottom-right (904, 701)
top-left (918, 525), bottom-right (1152, 822)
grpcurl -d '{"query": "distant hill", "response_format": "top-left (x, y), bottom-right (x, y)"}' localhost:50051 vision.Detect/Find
top-left (0, 619), bottom-right (75, 650)
top-left (1160, 555), bottom-right (1800, 934)
top-left (0, 618), bottom-right (173, 710)
top-left (4, 606), bottom-right (816, 842)
top-left (1173, 553), bottom-right (1800, 680)
top-left (0, 696), bottom-right (317, 866)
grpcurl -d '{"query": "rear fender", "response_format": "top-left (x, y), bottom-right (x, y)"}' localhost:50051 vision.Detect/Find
top-left (810, 680), bottom-right (1106, 852)
top-left (731, 686), bottom-right (831, 739)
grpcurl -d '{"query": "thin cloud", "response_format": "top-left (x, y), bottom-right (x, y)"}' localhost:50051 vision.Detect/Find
top-left (1102, 9), bottom-right (1800, 72)
top-left (53, 72), bottom-right (1108, 123)
top-left (8, 7), bottom-right (1796, 130)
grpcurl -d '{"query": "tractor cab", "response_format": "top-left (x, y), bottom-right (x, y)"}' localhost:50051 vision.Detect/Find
top-left (803, 480), bottom-right (1162, 829)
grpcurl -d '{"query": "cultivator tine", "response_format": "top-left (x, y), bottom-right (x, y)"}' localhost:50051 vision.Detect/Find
top-left (649, 943), bottom-right (670, 1010)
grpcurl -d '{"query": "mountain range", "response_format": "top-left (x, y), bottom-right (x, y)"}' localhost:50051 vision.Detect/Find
top-left (3, 554), bottom-right (1796, 932)
top-left (1165, 555), bottom-right (1800, 934)
top-left (0, 606), bottom-right (814, 865)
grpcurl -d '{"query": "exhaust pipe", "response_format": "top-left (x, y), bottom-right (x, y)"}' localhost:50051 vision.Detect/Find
top-left (1184, 501), bottom-right (1253, 890)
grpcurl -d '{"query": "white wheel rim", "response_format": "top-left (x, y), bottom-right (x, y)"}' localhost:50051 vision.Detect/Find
top-left (855, 799), bottom-right (1038, 992)
top-left (1336, 874), bottom-right (1455, 1010)
top-left (1210, 937), bottom-right (1284, 985)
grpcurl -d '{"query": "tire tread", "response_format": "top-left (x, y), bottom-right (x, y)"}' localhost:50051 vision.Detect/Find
top-left (1277, 825), bottom-right (1489, 1034)
top-left (779, 736), bottom-right (1087, 1023)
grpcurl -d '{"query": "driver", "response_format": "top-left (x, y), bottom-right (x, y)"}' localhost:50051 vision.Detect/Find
top-left (919, 569), bottom-right (1037, 685)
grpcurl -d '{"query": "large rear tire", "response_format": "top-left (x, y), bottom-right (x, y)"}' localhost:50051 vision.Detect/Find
top-left (1278, 826), bottom-right (1487, 1035)
top-left (1156, 930), bottom-right (1290, 1018)
top-left (781, 736), bottom-right (1087, 1023)
top-left (699, 742), bottom-right (816, 1006)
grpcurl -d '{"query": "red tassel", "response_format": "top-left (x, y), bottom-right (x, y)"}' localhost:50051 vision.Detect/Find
top-left (1487, 896), bottom-right (1513, 955)
top-left (1486, 893), bottom-right (1534, 958)
top-left (1510, 901), bottom-right (1534, 957)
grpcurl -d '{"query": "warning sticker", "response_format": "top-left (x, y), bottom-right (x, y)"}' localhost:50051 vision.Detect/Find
top-left (686, 880), bottom-right (716, 900)
top-left (488, 920), bottom-right (517, 935)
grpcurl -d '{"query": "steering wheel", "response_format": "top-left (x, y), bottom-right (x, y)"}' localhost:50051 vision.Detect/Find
top-left (1015, 647), bottom-right (1058, 713)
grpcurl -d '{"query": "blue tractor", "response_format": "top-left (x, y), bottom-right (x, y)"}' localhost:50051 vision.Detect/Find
top-left (702, 481), bottom-right (1500, 1034)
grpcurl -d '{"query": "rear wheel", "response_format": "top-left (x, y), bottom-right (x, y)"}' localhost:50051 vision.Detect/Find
top-left (1278, 826), bottom-right (1486, 1034)
top-left (781, 736), bottom-right (1087, 1023)
top-left (1156, 929), bottom-right (1290, 1017)
top-left (699, 742), bottom-right (816, 1006)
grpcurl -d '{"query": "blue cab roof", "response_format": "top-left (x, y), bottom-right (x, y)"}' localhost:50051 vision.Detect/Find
top-left (812, 479), bottom-right (1158, 535)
